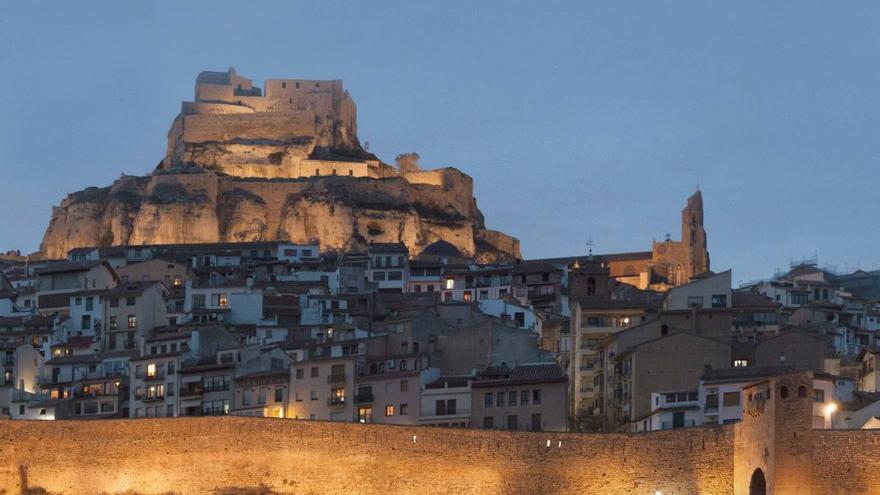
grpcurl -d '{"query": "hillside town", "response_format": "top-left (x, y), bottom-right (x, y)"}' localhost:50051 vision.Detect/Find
top-left (3, 191), bottom-right (879, 435)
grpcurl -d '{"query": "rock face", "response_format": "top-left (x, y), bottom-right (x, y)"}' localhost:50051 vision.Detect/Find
top-left (39, 69), bottom-right (520, 262)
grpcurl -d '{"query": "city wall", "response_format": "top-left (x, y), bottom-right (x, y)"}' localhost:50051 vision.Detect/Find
top-left (2, 418), bottom-right (733, 495)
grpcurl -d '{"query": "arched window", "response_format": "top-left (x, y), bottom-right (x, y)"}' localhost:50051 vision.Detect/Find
top-left (780, 386), bottom-right (789, 399)
top-left (798, 385), bottom-right (807, 398)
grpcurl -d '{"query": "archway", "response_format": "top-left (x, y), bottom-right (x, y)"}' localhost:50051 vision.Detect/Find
top-left (749, 468), bottom-right (766, 495)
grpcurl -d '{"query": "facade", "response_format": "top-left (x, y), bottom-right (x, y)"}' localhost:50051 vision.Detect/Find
top-left (419, 376), bottom-right (472, 428)
top-left (470, 363), bottom-right (568, 432)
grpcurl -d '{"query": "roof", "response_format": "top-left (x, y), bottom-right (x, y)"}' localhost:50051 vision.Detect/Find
top-left (53, 336), bottom-right (96, 348)
top-left (44, 353), bottom-right (102, 366)
top-left (368, 242), bottom-right (408, 254)
top-left (701, 365), bottom-right (795, 383)
top-left (472, 363), bottom-right (566, 388)
top-left (732, 292), bottom-right (781, 310)
top-left (196, 70), bottom-right (231, 85)
top-left (34, 260), bottom-right (110, 276)
top-left (575, 292), bottom-right (665, 311)
top-left (420, 240), bottom-right (464, 258)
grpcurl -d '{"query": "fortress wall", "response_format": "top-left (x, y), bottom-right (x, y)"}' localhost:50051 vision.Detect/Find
top-left (0, 417), bottom-right (734, 495)
top-left (476, 229), bottom-right (522, 260)
top-left (404, 168), bottom-right (474, 215)
top-left (182, 101), bottom-right (256, 116)
top-left (810, 430), bottom-right (880, 495)
top-left (181, 112), bottom-right (317, 143)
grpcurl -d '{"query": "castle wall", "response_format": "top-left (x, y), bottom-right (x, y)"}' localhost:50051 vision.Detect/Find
top-left (811, 430), bottom-right (880, 494)
top-left (0, 418), bottom-right (735, 495)
top-left (181, 112), bottom-right (316, 143)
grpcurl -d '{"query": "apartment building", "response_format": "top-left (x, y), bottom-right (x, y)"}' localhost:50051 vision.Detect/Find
top-left (471, 363), bottom-right (568, 432)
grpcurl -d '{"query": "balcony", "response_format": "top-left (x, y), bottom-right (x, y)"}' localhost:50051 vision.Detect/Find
top-left (354, 392), bottom-right (374, 404)
top-left (137, 371), bottom-right (166, 382)
top-left (141, 394), bottom-right (165, 403)
top-left (179, 384), bottom-right (204, 398)
top-left (419, 408), bottom-right (469, 419)
top-left (327, 373), bottom-right (347, 384)
top-left (327, 397), bottom-right (346, 407)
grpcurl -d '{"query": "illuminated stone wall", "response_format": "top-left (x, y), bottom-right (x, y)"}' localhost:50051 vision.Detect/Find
top-left (5, 376), bottom-right (879, 495)
top-left (1, 418), bottom-right (734, 495)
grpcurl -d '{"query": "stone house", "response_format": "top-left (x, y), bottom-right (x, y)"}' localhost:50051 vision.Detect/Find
top-left (470, 363), bottom-right (568, 432)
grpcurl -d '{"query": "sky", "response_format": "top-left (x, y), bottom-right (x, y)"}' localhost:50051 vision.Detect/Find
top-left (1, 1), bottom-right (879, 284)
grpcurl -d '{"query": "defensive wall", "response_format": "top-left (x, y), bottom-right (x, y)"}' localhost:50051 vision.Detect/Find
top-left (3, 372), bottom-right (880, 494)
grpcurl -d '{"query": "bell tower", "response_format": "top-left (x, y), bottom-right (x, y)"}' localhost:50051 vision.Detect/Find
top-left (681, 190), bottom-right (709, 279)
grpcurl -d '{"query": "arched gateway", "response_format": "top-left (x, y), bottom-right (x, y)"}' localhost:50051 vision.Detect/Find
top-left (749, 468), bottom-right (766, 495)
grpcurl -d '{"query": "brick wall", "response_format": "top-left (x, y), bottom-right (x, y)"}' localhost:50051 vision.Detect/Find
top-left (0, 418), bottom-right (734, 495)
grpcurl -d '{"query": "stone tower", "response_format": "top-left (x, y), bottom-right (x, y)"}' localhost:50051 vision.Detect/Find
top-left (681, 190), bottom-right (709, 280)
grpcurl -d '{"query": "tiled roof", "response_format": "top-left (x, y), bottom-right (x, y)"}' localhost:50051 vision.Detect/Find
top-left (473, 362), bottom-right (565, 388)
top-left (34, 260), bottom-right (108, 275)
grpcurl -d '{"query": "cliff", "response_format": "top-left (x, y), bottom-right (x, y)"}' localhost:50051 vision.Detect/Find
top-left (39, 69), bottom-right (520, 261)
top-left (40, 168), bottom-right (520, 262)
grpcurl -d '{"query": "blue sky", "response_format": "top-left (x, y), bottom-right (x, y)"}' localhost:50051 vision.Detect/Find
top-left (1, 1), bottom-right (879, 283)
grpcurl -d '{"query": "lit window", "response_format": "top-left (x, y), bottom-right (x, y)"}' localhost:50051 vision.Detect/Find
top-left (218, 294), bottom-right (228, 308)
top-left (734, 359), bottom-right (749, 367)
top-left (385, 404), bottom-right (394, 417)
top-left (445, 278), bottom-right (454, 290)
top-left (146, 363), bottom-right (156, 378)
top-left (127, 315), bottom-right (137, 329)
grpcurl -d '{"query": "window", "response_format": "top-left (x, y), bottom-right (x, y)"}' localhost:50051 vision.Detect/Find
top-left (388, 271), bottom-right (402, 281)
top-left (146, 363), bottom-right (156, 378)
top-left (532, 389), bottom-right (542, 405)
top-left (310, 390), bottom-right (318, 400)
top-left (358, 407), bottom-right (373, 423)
top-left (445, 278), bottom-right (454, 290)
top-left (687, 296), bottom-right (704, 308)
top-left (126, 296), bottom-right (136, 306)
top-left (705, 394), bottom-right (719, 410)
top-left (484, 392), bottom-right (493, 408)
top-left (436, 399), bottom-right (447, 415)
top-left (167, 382), bottom-right (175, 397)
top-left (85, 297), bottom-right (94, 311)
top-left (813, 389), bottom-right (825, 402)
top-left (258, 388), bottom-right (267, 404)
top-left (711, 294), bottom-right (727, 308)
top-left (483, 416), bottom-right (494, 429)
top-left (81, 315), bottom-right (91, 330)
top-left (192, 294), bottom-right (205, 309)
top-left (400, 379), bottom-right (408, 392)
top-left (722, 392), bottom-right (740, 407)
top-left (167, 361), bottom-right (175, 375)
top-left (295, 368), bottom-right (304, 379)
top-left (127, 315), bottom-right (137, 329)
top-left (497, 391), bottom-right (505, 406)
top-left (400, 403), bottom-right (408, 415)
top-left (509, 391), bottom-right (517, 406)
top-left (373, 271), bottom-right (386, 281)
top-left (507, 414), bottom-right (518, 430)
top-left (521, 390), bottom-right (529, 405)
top-left (734, 359), bottom-right (749, 367)
top-left (385, 404), bottom-right (394, 416)
top-left (311, 367), bottom-right (319, 378)
top-left (108, 316), bottom-right (117, 330)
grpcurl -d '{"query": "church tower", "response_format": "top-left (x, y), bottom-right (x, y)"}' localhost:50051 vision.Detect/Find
top-left (681, 190), bottom-right (709, 279)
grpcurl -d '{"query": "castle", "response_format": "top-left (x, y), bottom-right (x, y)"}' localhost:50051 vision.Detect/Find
top-left (161, 67), bottom-right (387, 179)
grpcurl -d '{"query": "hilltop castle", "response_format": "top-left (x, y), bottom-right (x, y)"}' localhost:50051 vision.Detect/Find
top-left (161, 67), bottom-right (387, 179)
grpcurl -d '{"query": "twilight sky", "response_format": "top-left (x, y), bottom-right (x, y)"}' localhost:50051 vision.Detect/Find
top-left (1, 1), bottom-right (879, 284)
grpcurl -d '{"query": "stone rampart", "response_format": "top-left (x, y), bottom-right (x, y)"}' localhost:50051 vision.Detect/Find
top-left (0, 418), bottom-right (734, 495)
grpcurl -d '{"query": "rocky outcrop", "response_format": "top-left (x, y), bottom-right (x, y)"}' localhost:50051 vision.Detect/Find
top-left (39, 69), bottom-right (520, 261)
top-left (40, 169), bottom-right (521, 262)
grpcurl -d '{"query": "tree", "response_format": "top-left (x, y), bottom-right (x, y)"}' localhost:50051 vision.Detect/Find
top-left (395, 152), bottom-right (420, 174)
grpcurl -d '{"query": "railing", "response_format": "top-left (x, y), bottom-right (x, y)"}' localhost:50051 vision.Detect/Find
top-left (136, 371), bottom-right (166, 381)
top-left (327, 397), bottom-right (346, 407)
top-left (142, 394), bottom-right (165, 403)
top-left (354, 392), bottom-right (373, 404)
top-left (202, 383), bottom-right (230, 393)
top-left (327, 373), bottom-right (347, 384)
top-left (179, 385), bottom-right (204, 397)
top-left (419, 408), bottom-right (469, 418)
top-left (10, 389), bottom-right (35, 402)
